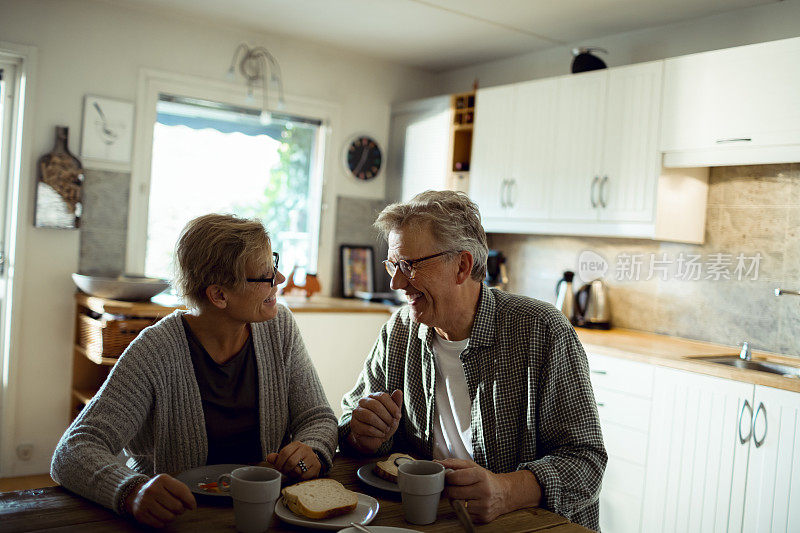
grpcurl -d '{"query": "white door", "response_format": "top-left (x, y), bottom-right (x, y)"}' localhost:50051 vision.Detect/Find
top-left (549, 70), bottom-right (606, 222)
top-left (506, 78), bottom-right (557, 222)
top-left (643, 367), bottom-right (754, 533)
top-left (599, 62), bottom-right (661, 224)
top-left (469, 84), bottom-right (515, 220)
top-left (742, 385), bottom-right (800, 532)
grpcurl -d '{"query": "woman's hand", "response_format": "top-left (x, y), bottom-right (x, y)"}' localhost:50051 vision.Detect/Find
top-left (266, 441), bottom-right (322, 480)
top-left (124, 474), bottom-right (197, 528)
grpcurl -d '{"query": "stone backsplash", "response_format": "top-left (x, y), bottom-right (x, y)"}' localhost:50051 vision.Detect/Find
top-left (490, 163), bottom-right (800, 356)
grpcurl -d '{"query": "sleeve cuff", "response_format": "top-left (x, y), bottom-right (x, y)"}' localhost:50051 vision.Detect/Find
top-left (113, 474), bottom-right (150, 515)
top-left (519, 460), bottom-right (562, 514)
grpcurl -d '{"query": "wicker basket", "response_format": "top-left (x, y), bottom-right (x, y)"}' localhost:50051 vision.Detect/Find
top-left (78, 313), bottom-right (156, 359)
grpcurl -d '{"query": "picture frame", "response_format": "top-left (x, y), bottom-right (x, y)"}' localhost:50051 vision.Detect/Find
top-left (80, 95), bottom-right (135, 165)
top-left (340, 245), bottom-right (374, 298)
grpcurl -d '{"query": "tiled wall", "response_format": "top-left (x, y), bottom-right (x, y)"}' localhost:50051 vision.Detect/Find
top-left (490, 163), bottom-right (800, 356)
top-left (333, 196), bottom-right (391, 297)
top-left (78, 169), bottom-right (130, 276)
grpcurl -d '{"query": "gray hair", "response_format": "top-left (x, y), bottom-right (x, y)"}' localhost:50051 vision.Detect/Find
top-left (374, 190), bottom-right (488, 282)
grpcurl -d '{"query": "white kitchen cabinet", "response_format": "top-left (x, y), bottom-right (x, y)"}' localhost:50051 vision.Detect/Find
top-left (548, 70), bottom-right (606, 222)
top-left (586, 352), bottom-right (654, 533)
top-left (470, 61), bottom-right (708, 242)
top-left (292, 311), bottom-right (391, 418)
top-left (599, 62), bottom-right (662, 223)
top-left (643, 368), bottom-right (754, 533)
top-left (742, 385), bottom-right (800, 532)
top-left (661, 36), bottom-right (800, 167)
top-left (470, 84), bottom-right (514, 220)
top-left (471, 78), bottom-right (555, 225)
top-left (549, 62), bottom-right (662, 225)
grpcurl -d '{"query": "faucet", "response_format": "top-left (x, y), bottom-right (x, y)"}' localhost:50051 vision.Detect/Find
top-left (739, 341), bottom-right (752, 361)
top-left (775, 288), bottom-right (800, 296)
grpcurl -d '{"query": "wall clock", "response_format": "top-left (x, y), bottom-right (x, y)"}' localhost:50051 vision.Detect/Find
top-left (344, 135), bottom-right (382, 181)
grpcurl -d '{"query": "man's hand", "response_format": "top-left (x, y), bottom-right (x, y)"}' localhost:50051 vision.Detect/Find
top-left (437, 458), bottom-right (541, 523)
top-left (124, 474), bottom-right (196, 528)
top-left (348, 389), bottom-right (403, 454)
top-left (266, 441), bottom-right (322, 480)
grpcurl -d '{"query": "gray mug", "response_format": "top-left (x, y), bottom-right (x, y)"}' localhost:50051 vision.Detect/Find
top-left (397, 460), bottom-right (453, 525)
top-left (218, 466), bottom-right (281, 533)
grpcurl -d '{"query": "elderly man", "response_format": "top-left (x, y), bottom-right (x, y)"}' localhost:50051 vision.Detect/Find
top-left (338, 190), bottom-right (606, 529)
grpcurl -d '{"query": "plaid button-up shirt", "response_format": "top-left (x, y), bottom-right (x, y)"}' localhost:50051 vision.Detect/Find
top-left (339, 284), bottom-right (606, 530)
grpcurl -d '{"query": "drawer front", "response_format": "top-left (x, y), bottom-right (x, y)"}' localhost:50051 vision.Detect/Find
top-left (595, 387), bottom-right (652, 432)
top-left (603, 421), bottom-right (649, 466)
top-left (587, 352), bottom-right (654, 398)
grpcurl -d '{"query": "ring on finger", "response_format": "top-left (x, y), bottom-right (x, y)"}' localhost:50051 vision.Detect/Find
top-left (297, 459), bottom-right (308, 473)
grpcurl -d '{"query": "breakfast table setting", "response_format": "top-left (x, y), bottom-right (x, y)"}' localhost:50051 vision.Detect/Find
top-left (1, 455), bottom-right (593, 532)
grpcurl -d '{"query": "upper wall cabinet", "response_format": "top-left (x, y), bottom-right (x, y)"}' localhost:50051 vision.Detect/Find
top-left (470, 78), bottom-right (556, 222)
top-left (661, 36), bottom-right (800, 167)
top-left (470, 61), bottom-right (708, 243)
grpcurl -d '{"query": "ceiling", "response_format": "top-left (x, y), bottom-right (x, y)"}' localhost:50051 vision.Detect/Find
top-left (109, 0), bottom-right (776, 71)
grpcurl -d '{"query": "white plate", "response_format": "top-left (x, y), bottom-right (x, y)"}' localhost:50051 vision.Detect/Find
top-left (339, 526), bottom-right (418, 533)
top-left (174, 464), bottom-right (249, 498)
top-left (356, 463), bottom-right (400, 493)
top-left (275, 492), bottom-right (379, 530)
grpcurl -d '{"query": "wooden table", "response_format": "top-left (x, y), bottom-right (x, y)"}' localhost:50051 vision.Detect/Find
top-left (1, 456), bottom-right (592, 532)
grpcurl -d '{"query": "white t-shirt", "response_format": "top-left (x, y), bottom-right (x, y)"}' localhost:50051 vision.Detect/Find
top-left (431, 333), bottom-right (473, 460)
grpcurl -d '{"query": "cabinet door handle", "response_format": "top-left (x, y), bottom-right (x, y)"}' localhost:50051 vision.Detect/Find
top-left (738, 398), bottom-right (753, 444)
top-left (590, 176), bottom-right (599, 208)
top-left (508, 179), bottom-right (516, 209)
top-left (716, 138), bottom-right (752, 144)
top-left (599, 175), bottom-right (609, 208)
top-left (753, 401), bottom-right (767, 448)
top-left (590, 369), bottom-right (607, 375)
top-left (596, 401), bottom-right (605, 407)
top-left (500, 180), bottom-right (508, 208)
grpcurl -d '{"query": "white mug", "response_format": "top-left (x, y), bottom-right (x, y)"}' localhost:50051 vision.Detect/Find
top-left (217, 466), bottom-right (281, 533)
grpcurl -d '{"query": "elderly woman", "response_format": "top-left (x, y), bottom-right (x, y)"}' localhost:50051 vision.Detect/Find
top-left (52, 214), bottom-right (337, 528)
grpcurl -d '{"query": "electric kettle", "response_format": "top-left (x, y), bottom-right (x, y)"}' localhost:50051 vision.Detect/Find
top-left (555, 271), bottom-right (576, 324)
top-left (574, 278), bottom-right (611, 329)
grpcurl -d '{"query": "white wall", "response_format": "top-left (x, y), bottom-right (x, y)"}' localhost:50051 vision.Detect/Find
top-left (436, 0), bottom-right (800, 92)
top-left (0, 0), bottom-right (438, 476)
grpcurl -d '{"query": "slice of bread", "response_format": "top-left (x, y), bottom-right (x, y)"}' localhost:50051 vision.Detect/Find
top-left (374, 453), bottom-right (415, 483)
top-left (281, 478), bottom-right (358, 520)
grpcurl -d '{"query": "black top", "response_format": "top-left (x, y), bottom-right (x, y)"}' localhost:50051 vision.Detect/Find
top-left (182, 316), bottom-right (262, 465)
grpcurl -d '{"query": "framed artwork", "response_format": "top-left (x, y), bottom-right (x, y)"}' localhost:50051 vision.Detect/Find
top-left (80, 95), bottom-right (135, 164)
top-left (340, 245), bottom-right (374, 298)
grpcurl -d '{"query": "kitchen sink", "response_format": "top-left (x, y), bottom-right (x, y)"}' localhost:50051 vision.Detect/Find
top-left (688, 355), bottom-right (800, 378)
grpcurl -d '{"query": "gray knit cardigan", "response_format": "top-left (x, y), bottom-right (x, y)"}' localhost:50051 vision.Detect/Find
top-left (51, 306), bottom-right (337, 514)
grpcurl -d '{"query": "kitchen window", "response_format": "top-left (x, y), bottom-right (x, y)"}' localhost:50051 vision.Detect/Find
top-left (144, 95), bottom-right (324, 281)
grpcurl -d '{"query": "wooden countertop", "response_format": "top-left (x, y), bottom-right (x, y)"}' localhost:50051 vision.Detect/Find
top-left (75, 293), bottom-right (394, 316)
top-left (576, 328), bottom-right (800, 393)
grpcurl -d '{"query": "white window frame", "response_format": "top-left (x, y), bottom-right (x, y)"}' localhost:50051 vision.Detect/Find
top-left (0, 41), bottom-right (37, 476)
top-left (128, 69), bottom-right (340, 294)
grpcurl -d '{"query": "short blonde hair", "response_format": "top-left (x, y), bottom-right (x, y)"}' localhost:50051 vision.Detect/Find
top-left (374, 190), bottom-right (488, 282)
top-left (174, 214), bottom-right (271, 309)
